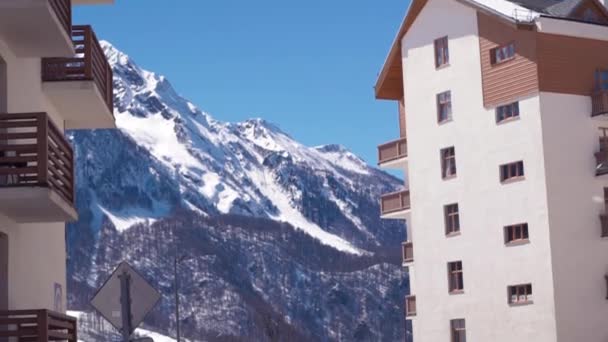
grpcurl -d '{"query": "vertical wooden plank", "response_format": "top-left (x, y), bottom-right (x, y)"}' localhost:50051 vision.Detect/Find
top-left (37, 113), bottom-right (48, 186)
top-left (398, 98), bottom-right (406, 138)
top-left (38, 310), bottom-right (49, 342)
top-left (84, 27), bottom-right (92, 79)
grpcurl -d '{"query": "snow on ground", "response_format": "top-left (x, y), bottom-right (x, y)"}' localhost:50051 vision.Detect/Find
top-left (472, 0), bottom-right (539, 20)
top-left (314, 145), bottom-right (370, 175)
top-left (117, 112), bottom-right (204, 171)
top-left (246, 166), bottom-right (363, 255)
top-left (98, 204), bottom-right (170, 233)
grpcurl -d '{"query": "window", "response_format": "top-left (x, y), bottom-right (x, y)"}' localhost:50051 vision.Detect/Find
top-left (450, 319), bottom-right (466, 342)
top-left (508, 284), bottom-right (533, 304)
top-left (496, 102), bottom-right (519, 123)
top-left (504, 223), bottom-right (529, 244)
top-left (437, 91), bottom-right (452, 123)
top-left (596, 70), bottom-right (608, 90)
top-left (500, 161), bottom-right (524, 182)
top-left (441, 147), bottom-right (457, 179)
top-left (605, 274), bottom-right (608, 300)
top-left (491, 42), bottom-right (515, 64)
top-left (434, 36), bottom-right (449, 68)
top-left (448, 261), bottom-right (464, 293)
top-left (444, 204), bottom-right (460, 235)
top-left (583, 8), bottom-right (600, 23)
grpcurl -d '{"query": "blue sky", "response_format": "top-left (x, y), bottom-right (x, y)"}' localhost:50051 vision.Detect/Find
top-left (75, 1), bottom-right (408, 166)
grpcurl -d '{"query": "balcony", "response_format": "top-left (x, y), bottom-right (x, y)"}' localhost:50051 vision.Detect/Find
top-left (405, 295), bottom-right (417, 318)
top-left (402, 241), bottom-right (414, 265)
top-left (0, 309), bottom-right (78, 341)
top-left (596, 138), bottom-right (608, 176)
top-left (42, 25), bottom-right (115, 130)
top-left (0, 0), bottom-right (73, 57)
top-left (380, 190), bottom-right (411, 219)
top-left (0, 113), bottom-right (77, 223)
top-left (378, 137), bottom-right (407, 169)
top-left (592, 90), bottom-right (608, 118)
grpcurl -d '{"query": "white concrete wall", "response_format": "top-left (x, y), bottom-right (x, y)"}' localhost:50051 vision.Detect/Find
top-left (0, 221), bottom-right (67, 312)
top-left (0, 32), bottom-right (68, 313)
top-left (401, 0), bottom-right (557, 340)
top-left (0, 37), bottom-right (64, 126)
top-left (539, 92), bottom-right (608, 342)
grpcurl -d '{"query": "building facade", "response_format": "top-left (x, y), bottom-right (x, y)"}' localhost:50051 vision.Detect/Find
top-left (376, 0), bottom-right (608, 340)
top-left (0, 0), bottom-right (115, 340)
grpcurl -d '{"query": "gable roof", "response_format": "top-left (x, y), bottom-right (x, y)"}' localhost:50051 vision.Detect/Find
top-left (374, 0), bottom-right (608, 100)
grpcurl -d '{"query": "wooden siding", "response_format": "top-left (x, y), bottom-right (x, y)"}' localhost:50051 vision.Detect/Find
top-left (399, 98), bottom-right (406, 138)
top-left (375, 0), bottom-right (428, 100)
top-left (477, 12), bottom-right (539, 108)
top-left (572, 0), bottom-right (608, 24)
top-left (537, 33), bottom-right (608, 96)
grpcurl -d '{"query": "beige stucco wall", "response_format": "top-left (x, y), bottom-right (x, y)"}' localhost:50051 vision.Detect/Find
top-left (540, 92), bottom-right (608, 342)
top-left (0, 30), bottom-right (68, 312)
top-left (401, 0), bottom-right (558, 340)
top-left (0, 220), bottom-right (67, 312)
top-left (0, 34), bottom-right (64, 128)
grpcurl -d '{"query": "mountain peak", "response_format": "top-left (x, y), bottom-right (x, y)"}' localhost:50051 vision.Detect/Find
top-left (315, 144), bottom-right (349, 153)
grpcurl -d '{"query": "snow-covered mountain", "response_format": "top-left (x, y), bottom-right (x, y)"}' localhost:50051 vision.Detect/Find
top-left (66, 42), bottom-right (408, 341)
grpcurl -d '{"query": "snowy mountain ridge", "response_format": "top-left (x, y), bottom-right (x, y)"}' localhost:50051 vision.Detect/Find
top-left (78, 41), bottom-right (402, 254)
top-left (66, 41), bottom-right (408, 341)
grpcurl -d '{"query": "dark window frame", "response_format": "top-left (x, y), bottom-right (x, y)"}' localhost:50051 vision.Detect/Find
top-left (450, 319), bottom-right (466, 342)
top-left (441, 147), bottom-right (457, 179)
top-left (496, 102), bottom-right (520, 123)
top-left (448, 261), bottom-right (464, 294)
top-left (500, 161), bottom-right (525, 183)
top-left (504, 223), bottom-right (529, 245)
top-left (437, 91), bottom-right (452, 123)
top-left (508, 284), bottom-right (533, 305)
top-left (491, 42), bottom-right (516, 65)
top-left (434, 36), bottom-right (450, 68)
top-left (444, 203), bottom-right (461, 236)
top-left (596, 69), bottom-right (608, 91)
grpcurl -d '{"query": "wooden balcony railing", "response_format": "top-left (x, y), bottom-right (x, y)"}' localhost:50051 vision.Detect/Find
top-left (592, 89), bottom-right (608, 117)
top-left (595, 138), bottom-right (608, 176)
top-left (381, 190), bottom-right (411, 216)
top-left (0, 113), bottom-right (74, 205)
top-left (49, 0), bottom-right (72, 38)
top-left (405, 295), bottom-right (417, 317)
top-left (42, 25), bottom-right (114, 113)
top-left (402, 241), bottom-right (414, 263)
top-left (378, 137), bottom-right (407, 165)
top-left (0, 309), bottom-right (78, 341)
top-left (601, 215), bottom-right (608, 238)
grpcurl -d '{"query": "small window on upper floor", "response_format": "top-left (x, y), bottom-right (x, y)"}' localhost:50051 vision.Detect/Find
top-left (500, 161), bottom-right (524, 183)
top-left (441, 147), bottom-right (457, 179)
top-left (583, 8), bottom-right (601, 23)
top-left (434, 36), bottom-right (449, 68)
top-left (504, 223), bottom-right (529, 245)
top-left (491, 42), bottom-right (515, 65)
top-left (450, 319), bottom-right (466, 342)
top-left (596, 70), bottom-right (608, 91)
top-left (448, 261), bottom-right (464, 293)
top-left (437, 91), bottom-right (452, 123)
top-left (508, 284), bottom-right (533, 305)
top-left (444, 203), bottom-right (460, 236)
top-left (496, 102), bottom-right (520, 124)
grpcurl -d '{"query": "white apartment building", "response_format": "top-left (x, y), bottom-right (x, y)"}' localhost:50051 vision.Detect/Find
top-left (0, 0), bottom-right (115, 340)
top-left (376, 0), bottom-right (608, 340)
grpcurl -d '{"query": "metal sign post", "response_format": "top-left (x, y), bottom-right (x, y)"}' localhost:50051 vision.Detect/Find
top-left (119, 271), bottom-right (133, 342)
top-left (91, 261), bottom-right (161, 342)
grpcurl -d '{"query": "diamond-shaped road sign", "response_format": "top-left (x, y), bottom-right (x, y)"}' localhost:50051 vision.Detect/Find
top-left (91, 261), bottom-right (161, 336)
